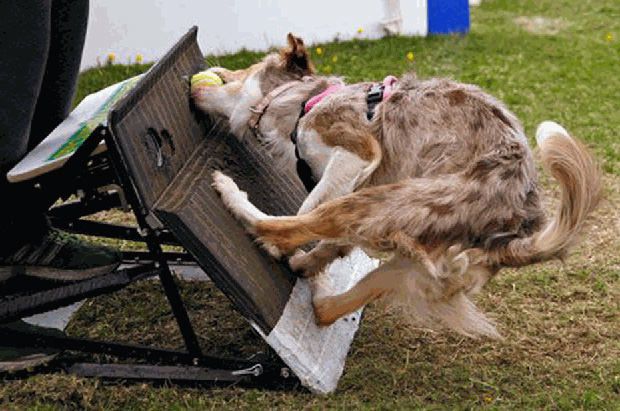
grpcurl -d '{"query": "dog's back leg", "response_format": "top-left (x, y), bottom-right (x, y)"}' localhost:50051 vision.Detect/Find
top-left (313, 255), bottom-right (410, 325)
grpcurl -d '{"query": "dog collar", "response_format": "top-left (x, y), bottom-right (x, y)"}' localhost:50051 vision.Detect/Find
top-left (248, 81), bottom-right (301, 133)
top-left (289, 75), bottom-right (397, 191)
top-left (303, 82), bottom-right (345, 113)
top-left (249, 75), bottom-right (397, 193)
top-left (248, 78), bottom-right (330, 192)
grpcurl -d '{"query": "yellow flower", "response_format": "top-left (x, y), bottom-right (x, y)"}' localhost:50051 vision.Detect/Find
top-left (406, 51), bottom-right (415, 62)
top-left (323, 65), bottom-right (333, 74)
top-left (357, 27), bottom-right (364, 34)
top-left (606, 32), bottom-right (613, 42)
top-left (332, 55), bottom-right (338, 63)
top-left (106, 52), bottom-right (116, 64)
top-left (483, 395), bottom-right (493, 403)
top-left (316, 47), bottom-right (323, 55)
top-left (136, 53), bottom-right (144, 64)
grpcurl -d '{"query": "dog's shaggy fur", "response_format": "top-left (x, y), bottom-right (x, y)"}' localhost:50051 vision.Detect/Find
top-left (193, 34), bottom-right (602, 338)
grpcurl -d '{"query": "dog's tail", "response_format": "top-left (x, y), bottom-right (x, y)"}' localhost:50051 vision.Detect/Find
top-left (493, 121), bottom-right (602, 267)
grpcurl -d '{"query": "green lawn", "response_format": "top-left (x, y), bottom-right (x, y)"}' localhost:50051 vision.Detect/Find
top-left (3, 0), bottom-right (619, 409)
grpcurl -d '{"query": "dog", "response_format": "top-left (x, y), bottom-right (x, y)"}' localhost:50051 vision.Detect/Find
top-left (192, 33), bottom-right (602, 338)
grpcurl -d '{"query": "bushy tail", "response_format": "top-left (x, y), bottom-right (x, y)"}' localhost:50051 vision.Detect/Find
top-left (495, 121), bottom-right (602, 267)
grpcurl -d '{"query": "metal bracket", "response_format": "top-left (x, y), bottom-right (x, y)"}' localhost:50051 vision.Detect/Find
top-left (232, 364), bottom-right (263, 377)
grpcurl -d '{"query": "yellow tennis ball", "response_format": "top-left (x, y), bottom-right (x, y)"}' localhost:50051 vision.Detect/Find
top-left (191, 70), bottom-right (223, 88)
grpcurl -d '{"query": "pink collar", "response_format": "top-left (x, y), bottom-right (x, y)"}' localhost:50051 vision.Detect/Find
top-left (304, 81), bottom-right (344, 113)
top-left (304, 75), bottom-right (398, 114)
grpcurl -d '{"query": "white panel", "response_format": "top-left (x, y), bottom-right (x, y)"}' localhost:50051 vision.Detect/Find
top-left (257, 248), bottom-right (379, 394)
top-left (81, 0), bottom-right (427, 70)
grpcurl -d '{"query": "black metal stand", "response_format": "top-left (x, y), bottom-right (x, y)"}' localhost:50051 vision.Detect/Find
top-left (0, 125), bottom-right (293, 387)
top-left (1, 27), bottom-right (303, 389)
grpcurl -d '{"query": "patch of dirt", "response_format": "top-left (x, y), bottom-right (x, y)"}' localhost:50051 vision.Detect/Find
top-left (514, 16), bottom-right (568, 35)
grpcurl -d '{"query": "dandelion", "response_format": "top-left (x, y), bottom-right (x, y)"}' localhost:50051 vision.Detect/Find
top-left (136, 53), bottom-right (144, 64)
top-left (483, 395), bottom-right (493, 403)
top-left (106, 52), bottom-right (116, 65)
top-left (357, 27), bottom-right (364, 34)
top-left (332, 55), bottom-right (338, 63)
top-left (316, 47), bottom-right (323, 56)
top-left (606, 32), bottom-right (613, 42)
top-left (323, 65), bottom-right (333, 74)
top-left (406, 51), bottom-right (414, 62)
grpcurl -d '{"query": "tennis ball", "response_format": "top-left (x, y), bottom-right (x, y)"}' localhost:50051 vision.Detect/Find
top-left (191, 69), bottom-right (223, 88)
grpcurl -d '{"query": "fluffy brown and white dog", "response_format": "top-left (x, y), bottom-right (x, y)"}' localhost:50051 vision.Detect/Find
top-left (192, 34), bottom-right (602, 338)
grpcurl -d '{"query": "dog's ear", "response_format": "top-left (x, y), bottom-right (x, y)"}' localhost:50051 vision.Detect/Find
top-left (280, 33), bottom-right (314, 76)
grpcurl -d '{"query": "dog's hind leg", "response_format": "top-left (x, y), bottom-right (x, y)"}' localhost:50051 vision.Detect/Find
top-left (313, 255), bottom-right (410, 325)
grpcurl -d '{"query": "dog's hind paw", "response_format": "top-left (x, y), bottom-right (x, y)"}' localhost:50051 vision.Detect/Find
top-left (288, 250), bottom-right (323, 278)
top-left (446, 245), bottom-right (470, 277)
top-left (313, 296), bottom-right (339, 326)
top-left (257, 239), bottom-right (283, 260)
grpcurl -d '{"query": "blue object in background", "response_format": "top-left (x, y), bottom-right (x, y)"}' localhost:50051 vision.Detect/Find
top-left (427, 0), bottom-right (470, 34)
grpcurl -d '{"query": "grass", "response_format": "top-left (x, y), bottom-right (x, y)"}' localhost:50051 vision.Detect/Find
top-left (2, 0), bottom-right (619, 409)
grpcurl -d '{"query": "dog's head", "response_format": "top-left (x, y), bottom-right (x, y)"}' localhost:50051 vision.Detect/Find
top-left (192, 33), bottom-right (314, 133)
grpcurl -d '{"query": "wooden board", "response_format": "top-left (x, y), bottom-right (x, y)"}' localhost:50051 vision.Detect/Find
top-left (109, 27), bottom-right (303, 332)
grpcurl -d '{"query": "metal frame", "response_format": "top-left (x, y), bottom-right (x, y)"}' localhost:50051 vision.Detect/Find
top-left (0, 125), bottom-right (293, 386)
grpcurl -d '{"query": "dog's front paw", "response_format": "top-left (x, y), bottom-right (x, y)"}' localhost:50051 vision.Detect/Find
top-left (212, 171), bottom-right (247, 207)
top-left (208, 67), bottom-right (236, 83)
top-left (212, 170), bottom-right (239, 196)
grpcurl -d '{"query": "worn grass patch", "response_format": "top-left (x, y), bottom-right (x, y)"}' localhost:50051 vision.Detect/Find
top-left (2, 0), bottom-right (619, 409)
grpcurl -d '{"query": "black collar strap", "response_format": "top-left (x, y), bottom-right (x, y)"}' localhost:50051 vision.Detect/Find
top-left (366, 83), bottom-right (385, 120)
top-left (290, 102), bottom-right (317, 192)
top-left (247, 80), bottom-right (320, 193)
